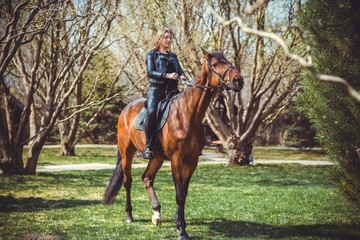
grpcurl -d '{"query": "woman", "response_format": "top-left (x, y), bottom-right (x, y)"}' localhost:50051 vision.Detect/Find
top-left (144, 29), bottom-right (186, 159)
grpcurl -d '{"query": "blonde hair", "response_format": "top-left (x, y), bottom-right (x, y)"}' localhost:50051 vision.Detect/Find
top-left (151, 29), bottom-right (173, 51)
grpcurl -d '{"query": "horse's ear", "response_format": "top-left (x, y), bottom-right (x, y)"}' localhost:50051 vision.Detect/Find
top-left (218, 48), bottom-right (224, 55)
top-left (201, 47), bottom-right (211, 60)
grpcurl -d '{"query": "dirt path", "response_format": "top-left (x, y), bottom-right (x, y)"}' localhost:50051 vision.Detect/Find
top-left (36, 152), bottom-right (333, 172)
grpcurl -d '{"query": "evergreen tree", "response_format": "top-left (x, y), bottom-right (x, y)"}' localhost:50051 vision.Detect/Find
top-left (298, 0), bottom-right (360, 203)
top-left (282, 103), bottom-right (318, 149)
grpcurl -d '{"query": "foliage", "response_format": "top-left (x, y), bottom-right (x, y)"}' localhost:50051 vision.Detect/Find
top-left (1, 164), bottom-right (360, 239)
top-left (282, 104), bottom-right (318, 148)
top-left (77, 52), bottom-right (128, 144)
top-left (79, 99), bottom-right (126, 144)
top-left (253, 103), bottom-right (319, 147)
top-left (82, 52), bottom-right (117, 101)
top-left (298, 0), bottom-right (360, 203)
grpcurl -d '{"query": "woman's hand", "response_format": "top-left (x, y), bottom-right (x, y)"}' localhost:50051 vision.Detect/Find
top-left (166, 72), bottom-right (179, 80)
top-left (179, 75), bottom-right (186, 81)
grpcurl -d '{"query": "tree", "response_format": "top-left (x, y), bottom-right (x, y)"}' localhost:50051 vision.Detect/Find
top-left (297, 0), bottom-right (360, 203)
top-left (206, 0), bottom-right (301, 165)
top-left (57, 49), bottom-right (129, 156)
top-left (0, 0), bottom-right (59, 175)
top-left (64, 52), bottom-right (128, 146)
top-left (0, 0), bottom-right (120, 175)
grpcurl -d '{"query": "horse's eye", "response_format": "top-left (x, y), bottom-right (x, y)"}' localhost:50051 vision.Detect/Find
top-left (213, 63), bottom-right (218, 68)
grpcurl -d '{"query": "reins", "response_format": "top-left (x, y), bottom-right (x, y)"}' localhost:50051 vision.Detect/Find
top-left (177, 57), bottom-right (235, 91)
top-left (177, 75), bottom-right (214, 90)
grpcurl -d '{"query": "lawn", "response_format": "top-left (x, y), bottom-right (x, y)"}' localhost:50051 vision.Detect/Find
top-left (1, 161), bottom-right (359, 239)
top-left (252, 148), bottom-right (327, 161)
top-left (33, 146), bottom-right (327, 166)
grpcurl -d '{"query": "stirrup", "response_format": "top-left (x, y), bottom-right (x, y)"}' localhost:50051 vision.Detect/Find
top-left (143, 146), bottom-right (153, 159)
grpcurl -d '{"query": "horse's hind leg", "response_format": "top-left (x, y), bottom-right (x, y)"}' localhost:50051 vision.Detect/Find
top-left (123, 146), bottom-right (136, 223)
top-left (142, 157), bottom-right (164, 226)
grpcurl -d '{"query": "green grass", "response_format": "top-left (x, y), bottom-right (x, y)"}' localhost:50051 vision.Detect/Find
top-left (33, 147), bottom-right (147, 166)
top-left (252, 148), bottom-right (327, 161)
top-left (33, 146), bottom-right (327, 166)
top-left (1, 164), bottom-right (359, 239)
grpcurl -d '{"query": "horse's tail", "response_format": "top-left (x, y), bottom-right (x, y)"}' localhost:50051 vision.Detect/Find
top-left (102, 147), bottom-right (124, 205)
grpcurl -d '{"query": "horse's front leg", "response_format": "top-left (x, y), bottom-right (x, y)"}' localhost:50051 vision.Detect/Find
top-left (172, 160), bottom-right (197, 240)
top-left (142, 158), bottom-right (164, 226)
top-left (173, 179), bottom-right (191, 240)
top-left (173, 179), bottom-right (190, 223)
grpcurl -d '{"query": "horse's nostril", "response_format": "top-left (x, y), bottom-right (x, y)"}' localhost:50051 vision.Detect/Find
top-left (233, 77), bottom-right (244, 87)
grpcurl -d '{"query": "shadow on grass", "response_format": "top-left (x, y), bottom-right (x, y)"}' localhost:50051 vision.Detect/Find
top-left (0, 195), bottom-right (100, 213)
top-left (189, 218), bottom-right (360, 239)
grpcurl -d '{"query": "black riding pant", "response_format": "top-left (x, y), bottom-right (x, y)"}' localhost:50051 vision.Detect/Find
top-left (145, 85), bottom-right (166, 145)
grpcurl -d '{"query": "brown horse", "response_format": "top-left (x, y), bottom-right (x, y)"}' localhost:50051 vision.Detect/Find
top-left (103, 48), bottom-right (243, 240)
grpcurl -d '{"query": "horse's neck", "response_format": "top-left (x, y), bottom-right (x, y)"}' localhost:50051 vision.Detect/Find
top-left (176, 67), bottom-right (213, 127)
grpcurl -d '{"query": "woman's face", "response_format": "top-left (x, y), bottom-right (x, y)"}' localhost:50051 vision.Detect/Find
top-left (160, 32), bottom-right (172, 50)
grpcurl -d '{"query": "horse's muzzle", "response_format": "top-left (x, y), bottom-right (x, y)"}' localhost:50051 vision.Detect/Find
top-left (231, 77), bottom-right (244, 92)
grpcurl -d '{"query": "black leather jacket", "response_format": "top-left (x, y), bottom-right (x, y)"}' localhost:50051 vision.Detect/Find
top-left (146, 50), bottom-right (185, 85)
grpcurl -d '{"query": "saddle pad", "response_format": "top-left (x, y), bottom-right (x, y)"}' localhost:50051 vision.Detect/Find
top-left (134, 101), bottom-right (171, 132)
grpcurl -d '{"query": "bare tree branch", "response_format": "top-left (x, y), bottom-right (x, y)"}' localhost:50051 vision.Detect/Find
top-left (245, 0), bottom-right (270, 16)
top-left (211, 8), bottom-right (360, 102)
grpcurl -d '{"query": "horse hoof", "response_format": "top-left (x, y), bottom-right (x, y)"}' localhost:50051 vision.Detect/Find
top-left (125, 216), bottom-right (134, 223)
top-left (178, 235), bottom-right (189, 240)
top-left (152, 211), bottom-right (162, 226)
top-left (152, 217), bottom-right (162, 226)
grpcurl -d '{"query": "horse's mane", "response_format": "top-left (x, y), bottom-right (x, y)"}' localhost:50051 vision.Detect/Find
top-left (209, 50), bottom-right (231, 64)
top-left (186, 50), bottom-right (230, 86)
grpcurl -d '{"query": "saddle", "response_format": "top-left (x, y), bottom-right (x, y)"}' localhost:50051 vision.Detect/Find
top-left (134, 90), bottom-right (180, 132)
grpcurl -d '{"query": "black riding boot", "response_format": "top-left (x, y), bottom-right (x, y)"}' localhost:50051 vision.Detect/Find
top-left (143, 110), bottom-right (157, 159)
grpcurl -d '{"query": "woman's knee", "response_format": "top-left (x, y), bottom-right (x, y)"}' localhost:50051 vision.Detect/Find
top-left (147, 105), bottom-right (157, 117)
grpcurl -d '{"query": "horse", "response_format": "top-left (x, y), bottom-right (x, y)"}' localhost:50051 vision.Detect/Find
top-left (103, 48), bottom-right (244, 240)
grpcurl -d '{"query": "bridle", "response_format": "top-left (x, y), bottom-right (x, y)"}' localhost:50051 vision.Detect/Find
top-left (177, 57), bottom-right (235, 91)
top-left (207, 56), bottom-right (235, 89)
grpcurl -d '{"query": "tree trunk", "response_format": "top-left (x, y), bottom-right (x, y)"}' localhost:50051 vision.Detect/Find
top-left (24, 134), bottom-right (48, 175)
top-left (61, 142), bottom-right (76, 156)
top-left (0, 91), bottom-right (25, 175)
top-left (29, 102), bottom-right (38, 143)
top-left (0, 141), bottom-right (24, 175)
top-left (59, 121), bottom-right (76, 156)
top-left (228, 142), bottom-right (252, 166)
top-left (59, 55), bottom-right (83, 157)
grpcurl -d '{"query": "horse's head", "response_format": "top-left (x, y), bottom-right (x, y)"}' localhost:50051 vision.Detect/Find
top-left (201, 48), bottom-right (244, 92)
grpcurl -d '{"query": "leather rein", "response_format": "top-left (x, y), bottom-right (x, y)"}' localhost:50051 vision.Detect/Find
top-left (177, 57), bottom-right (235, 91)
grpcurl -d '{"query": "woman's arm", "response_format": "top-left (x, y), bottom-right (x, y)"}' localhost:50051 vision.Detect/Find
top-left (146, 51), bottom-right (163, 80)
top-left (174, 54), bottom-right (186, 78)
